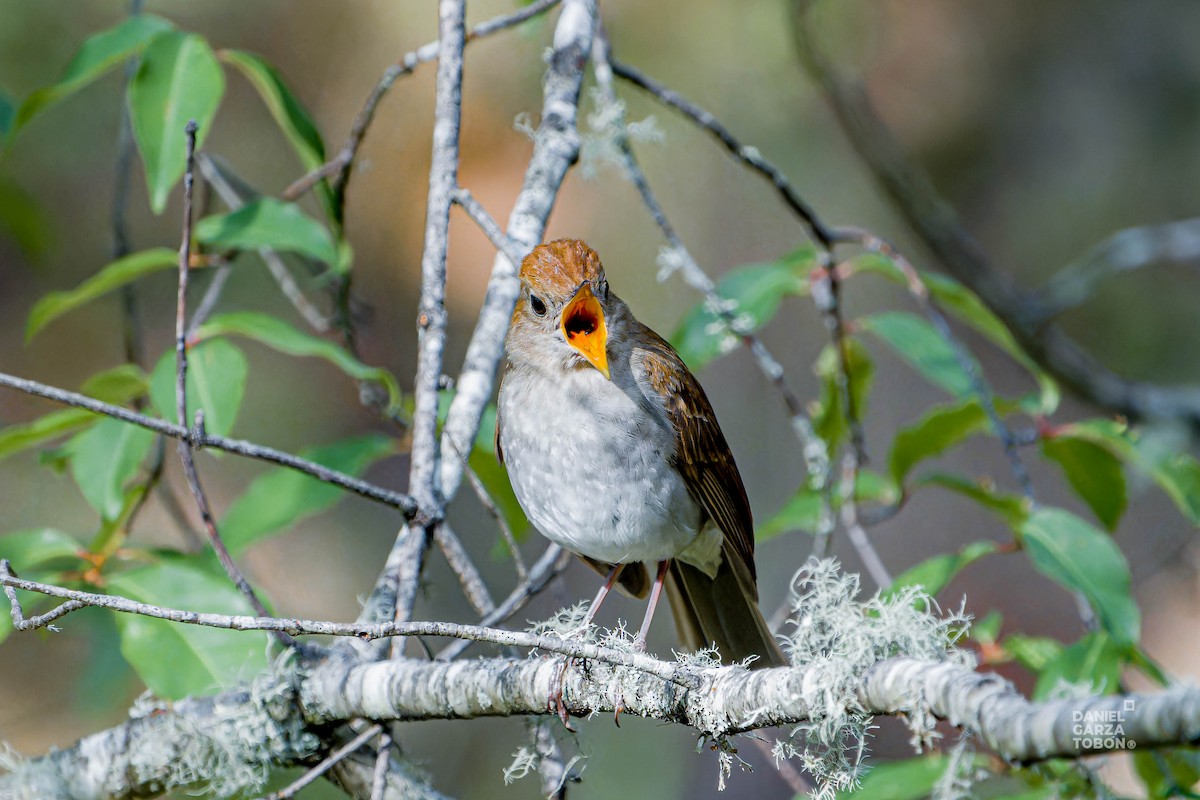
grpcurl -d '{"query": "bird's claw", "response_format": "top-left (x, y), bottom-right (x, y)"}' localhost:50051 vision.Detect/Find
top-left (548, 657), bottom-right (575, 731)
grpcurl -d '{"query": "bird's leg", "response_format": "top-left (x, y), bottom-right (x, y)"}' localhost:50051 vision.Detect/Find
top-left (634, 560), bottom-right (671, 652)
top-left (550, 563), bottom-right (627, 729)
top-left (567, 562), bottom-right (625, 639)
top-left (614, 560), bottom-right (671, 726)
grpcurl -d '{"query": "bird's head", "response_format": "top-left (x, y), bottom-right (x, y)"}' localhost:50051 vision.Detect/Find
top-left (508, 239), bottom-right (614, 379)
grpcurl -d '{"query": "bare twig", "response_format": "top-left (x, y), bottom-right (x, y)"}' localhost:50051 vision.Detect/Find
top-left (610, 58), bottom-right (840, 249)
top-left (0, 371), bottom-right (416, 513)
top-left (258, 724), bottom-right (383, 800)
top-left (173, 122), bottom-right (277, 625)
top-left (433, 523), bottom-right (495, 618)
top-left (838, 452), bottom-right (891, 588)
top-left (792, 0), bottom-right (1200, 431)
top-left (450, 188), bottom-right (528, 265)
top-left (195, 154), bottom-right (329, 333)
top-left (376, 0), bottom-right (468, 641)
top-left (444, 427), bottom-right (528, 581)
top-left (592, 28), bottom-right (829, 481)
top-left (282, 0), bottom-right (563, 213)
top-left (1030, 217), bottom-right (1200, 325)
top-left (113, 0), bottom-right (145, 368)
top-left (0, 563), bottom-right (699, 687)
top-left (435, 544), bottom-right (572, 661)
top-left (436, 0), bottom-right (597, 503)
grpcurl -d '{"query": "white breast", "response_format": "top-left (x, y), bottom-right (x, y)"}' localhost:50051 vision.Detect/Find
top-left (498, 365), bottom-right (717, 567)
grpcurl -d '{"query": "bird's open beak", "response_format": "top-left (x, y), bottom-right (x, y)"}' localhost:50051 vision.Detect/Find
top-left (561, 284), bottom-right (610, 379)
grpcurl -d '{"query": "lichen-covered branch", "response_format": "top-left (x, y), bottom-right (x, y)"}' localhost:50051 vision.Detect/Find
top-left (298, 651), bottom-right (1200, 763)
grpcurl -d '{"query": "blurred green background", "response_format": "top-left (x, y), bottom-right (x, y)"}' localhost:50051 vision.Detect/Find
top-left (1, 1), bottom-right (1199, 797)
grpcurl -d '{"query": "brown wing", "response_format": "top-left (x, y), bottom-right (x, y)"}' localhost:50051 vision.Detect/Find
top-left (631, 325), bottom-right (757, 582)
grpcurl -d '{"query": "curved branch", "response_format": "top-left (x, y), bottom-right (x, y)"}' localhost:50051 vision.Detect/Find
top-left (792, 0), bottom-right (1200, 430)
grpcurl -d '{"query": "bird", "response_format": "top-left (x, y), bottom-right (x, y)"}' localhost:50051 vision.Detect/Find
top-left (496, 239), bottom-right (787, 671)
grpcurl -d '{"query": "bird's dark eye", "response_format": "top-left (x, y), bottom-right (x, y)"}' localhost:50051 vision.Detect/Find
top-left (529, 294), bottom-right (547, 317)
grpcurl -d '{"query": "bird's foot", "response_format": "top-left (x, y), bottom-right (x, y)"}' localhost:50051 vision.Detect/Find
top-left (548, 657), bottom-right (575, 731)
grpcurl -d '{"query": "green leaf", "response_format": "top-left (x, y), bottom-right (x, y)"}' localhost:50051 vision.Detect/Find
top-left (759, 470), bottom-right (897, 541)
top-left (853, 255), bottom-right (1060, 413)
top-left (671, 249), bottom-right (813, 370)
top-left (219, 49), bottom-right (335, 221)
top-left (1019, 508), bottom-right (1140, 647)
top-left (834, 755), bottom-right (948, 800)
top-left (0, 93), bottom-right (12, 138)
top-left (106, 557), bottom-right (269, 699)
top-left (148, 338), bottom-right (248, 439)
top-left (812, 337), bottom-right (874, 450)
top-left (861, 310), bottom-right (980, 399)
top-left (971, 611), bottom-right (1003, 644)
top-left (1133, 748), bottom-right (1200, 800)
top-left (1032, 632), bottom-right (1124, 700)
top-left (1151, 453), bottom-right (1200, 526)
top-left (0, 175), bottom-right (53, 258)
top-left (0, 409), bottom-right (97, 460)
top-left (195, 197), bottom-right (336, 265)
top-left (129, 31), bottom-right (224, 213)
top-left (194, 312), bottom-right (402, 412)
top-left (1002, 634), bottom-right (1063, 673)
top-left (888, 400), bottom-right (990, 483)
top-left (1040, 435), bottom-right (1128, 531)
top-left (1059, 419), bottom-right (1200, 525)
top-left (0, 365), bottom-right (149, 460)
top-left (66, 417), bottom-right (155, 520)
top-left (80, 363), bottom-right (150, 402)
top-left (886, 541), bottom-right (997, 598)
top-left (917, 472), bottom-right (1031, 527)
top-left (12, 15), bottom-right (175, 136)
top-left (0, 529), bottom-right (82, 572)
top-left (759, 488), bottom-right (823, 540)
top-left (221, 434), bottom-right (397, 554)
top-left (25, 248), bottom-right (178, 340)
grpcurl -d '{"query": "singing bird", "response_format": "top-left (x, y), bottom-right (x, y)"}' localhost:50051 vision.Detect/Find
top-left (497, 239), bottom-right (787, 669)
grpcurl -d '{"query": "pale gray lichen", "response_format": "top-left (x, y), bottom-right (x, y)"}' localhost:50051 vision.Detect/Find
top-left (503, 746), bottom-right (539, 785)
top-left (579, 87), bottom-right (663, 179)
top-left (777, 558), bottom-right (972, 799)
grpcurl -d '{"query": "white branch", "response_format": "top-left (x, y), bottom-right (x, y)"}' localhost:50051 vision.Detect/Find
top-left (437, 0), bottom-right (597, 501)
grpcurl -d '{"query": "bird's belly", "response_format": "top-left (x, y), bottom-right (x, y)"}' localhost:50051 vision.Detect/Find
top-left (499, 370), bottom-right (703, 565)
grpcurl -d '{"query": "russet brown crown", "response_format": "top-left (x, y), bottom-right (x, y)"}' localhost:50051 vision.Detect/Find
top-left (520, 239), bottom-right (604, 298)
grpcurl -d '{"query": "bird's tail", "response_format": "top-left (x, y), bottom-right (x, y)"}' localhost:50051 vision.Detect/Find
top-left (665, 550), bottom-right (789, 669)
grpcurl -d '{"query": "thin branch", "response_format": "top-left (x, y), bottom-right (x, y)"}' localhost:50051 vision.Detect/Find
top-left (838, 452), bottom-right (892, 588)
top-left (450, 188), bottom-right (528, 265)
top-left (376, 0), bottom-right (467, 643)
top-left (791, 0), bottom-right (1200, 431)
top-left (609, 58), bottom-right (840, 249)
top-left (592, 27), bottom-right (829, 482)
top-left (173, 122), bottom-right (276, 625)
top-left (443, 415), bottom-right (528, 581)
top-left (369, 731), bottom-right (393, 800)
top-left (195, 154), bottom-right (329, 333)
top-left (0, 563), bottom-right (699, 687)
top-left (1029, 217), bottom-right (1200, 325)
top-left (436, 0), bottom-right (597, 504)
top-left (113, 0), bottom-right (145, 368)
top-left (258, 724), bottom-right (383, 800)
top-left (0, 371), bottom-right (417, 514)
top-left (433, 523), bottom-right (495, 618)
top-left (282, 0), bottom-right (563, 212)
top-left (435, 544), bottom-right (571, 661)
